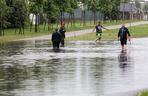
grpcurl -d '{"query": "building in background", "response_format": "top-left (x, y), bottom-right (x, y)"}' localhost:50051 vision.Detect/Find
top-left (120, 2), bottom-right (144, 20)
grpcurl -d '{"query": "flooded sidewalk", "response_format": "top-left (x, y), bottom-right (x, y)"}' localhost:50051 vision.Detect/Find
top-left (0, 38), bottom-right (148, 96)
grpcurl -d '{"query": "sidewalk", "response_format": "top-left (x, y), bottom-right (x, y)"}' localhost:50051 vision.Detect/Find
top-left (19, 21), bottom-right (148, 41)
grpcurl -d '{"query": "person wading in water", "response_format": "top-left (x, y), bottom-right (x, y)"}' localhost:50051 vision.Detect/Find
top-left (92, 21), bottom-right (108, 42)
top-left (118, 24), bottom-right (131, 50)
top-left (51, 29), bottom-right (62, 49)
top-left (59, 22), bottom-right (66, 47)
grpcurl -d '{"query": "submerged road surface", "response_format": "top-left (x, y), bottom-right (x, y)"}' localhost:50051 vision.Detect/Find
top-left (0, 38), bottom-right (148, 96)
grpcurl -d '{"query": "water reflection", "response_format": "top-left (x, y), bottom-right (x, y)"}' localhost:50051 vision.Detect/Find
top-left (119, 50), bottom-right (130, 69)
top-left (0, 39), bottom-right (148, 96)
top-left (0, 42), bottom-right (24, 57)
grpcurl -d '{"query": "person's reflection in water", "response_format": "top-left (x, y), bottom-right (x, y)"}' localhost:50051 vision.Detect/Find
top-left (52, 48), bottom-right (60, 52)
top-left (118, 50), bottom-right (129, 70)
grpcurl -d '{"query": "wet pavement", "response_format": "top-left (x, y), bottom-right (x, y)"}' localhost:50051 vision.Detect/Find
top-left (0, 38), bottom-right (148, 96)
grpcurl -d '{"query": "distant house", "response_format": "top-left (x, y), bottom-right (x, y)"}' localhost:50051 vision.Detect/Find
top-left (120, 3), bottom-right (144, 20)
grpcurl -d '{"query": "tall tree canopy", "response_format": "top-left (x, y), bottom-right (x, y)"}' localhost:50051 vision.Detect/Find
top-left (0, 0), bottom-right (9, 36)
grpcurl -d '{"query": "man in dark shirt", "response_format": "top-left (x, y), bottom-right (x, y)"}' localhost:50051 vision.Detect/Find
top-left (59, 23), bottom-right (66, 47)
top-left (51, 29), bottom-right (62, 49)
top-left (118, 24), bottom-right (131, 50)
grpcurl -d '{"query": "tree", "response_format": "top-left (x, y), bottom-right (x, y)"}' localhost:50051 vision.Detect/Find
top-left (110, 0), bottom-right (121, 20)
top-left (143, 3), bottom-right (148, 20)
top-left (78, 0), bottom-right (89, 26)
top-left (43, 0), bottom-right (59, 30)
top-left (0, 0), bottom-right (9, 36)
top-left (54, 0), bottom-right (70, 25)
top-left (8, 0), bottom-right (28, 34)
top-left (135, 0), bottom-right (141, 9)
top-left (88, 0), bottom-right (100, 24)
top-left (67, 0), bottom-right (78, 27)
top-left (98, 0), bottom-right (114, 20)
top-left (29, 0), bottom-right (44, 32)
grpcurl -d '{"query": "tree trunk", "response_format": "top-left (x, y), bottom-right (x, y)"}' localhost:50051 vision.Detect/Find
top-left (67, 13), bottom-right (71, 28)
top-left (73, 13), bottom-right (75, 27)
top-left (35, 14), bottom-right (38, 32)
top-left (30, 14), bottom-right (34, 32)
top-left (19, 22), bottom-right (22, 35)
top-left (0, 30), bottom-right (2, 36)
top-left (93, 11), bottom-right (95, 25)
top-left (44, 20), bottom-right (47, 30)
top-left (90, 12), bottom-right (92, 25)
top-left (0, 23), bottom-right (2, 36)
top-left (63, 12), bottom-right (65, 23)
top-left (70, 13), bottom-right (73, 27)
top-left (48, 20), bottom-right (50, 31)
top-left (60, 11), bottom-right (63, 25)
top-left (83, 10), bottom-right (86, 26)
top-left (22, 23), bottom-right (25, 35)
top-left (38, 15), bottom-right (40, 32)
top-left (80, 12), bottom-right (82, 26)
top-left (2, 28), bottom-right (4, 36)
top-left (15, 27), bottom-right (17, 35)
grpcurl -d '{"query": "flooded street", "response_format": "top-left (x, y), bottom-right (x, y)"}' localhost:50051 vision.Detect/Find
top-left (0, 38), bottom-right (148, 96)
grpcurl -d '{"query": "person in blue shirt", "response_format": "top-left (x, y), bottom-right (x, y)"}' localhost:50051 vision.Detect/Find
top-left (118, 24), bottom-right (131, 50)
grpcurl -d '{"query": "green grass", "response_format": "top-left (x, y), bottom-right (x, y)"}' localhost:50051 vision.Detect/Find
top-left (0, 20), bottom-right (143, 43)
top-left (138, 91), bottom-right (148, 96)
top-left (67, 24), bottom-right (148, 41)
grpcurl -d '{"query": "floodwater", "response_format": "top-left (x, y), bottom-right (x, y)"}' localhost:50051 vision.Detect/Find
top-left (0, 38), bottom-right (148, 96)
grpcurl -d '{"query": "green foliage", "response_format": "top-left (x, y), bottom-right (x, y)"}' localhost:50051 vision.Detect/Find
top-left (0, 0), bottom-right (9, 36)
top-left (143, 4), bottom-right (148, 13)
top-left (135, 0), bottom-right (141, 9)
top-left (29, 0), bottom-right (44, 32)
top-left (5, 0), bottom-right (29, 29)
top-left (43, 0), bottom-right (59, 23)
top-left (12, 0), bottom-right (28, 27)
top-left (29, 0), bottom-right (44, 14)
top-left (0, 0), bottom-right (142, 36)
top-left (139, 91), bottom-right (148, 96)
top-left (88, 0), bottom-right (99, 11)
top-left (67, 0), bottom-right (78, 13)
top-left (98, 0), bottom-right (114, 20)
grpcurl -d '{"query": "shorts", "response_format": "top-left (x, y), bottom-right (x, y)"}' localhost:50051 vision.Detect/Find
top-left (96, 31), bottom-right (102, 38)
top-left (120, 39), bottom-right (127, 46)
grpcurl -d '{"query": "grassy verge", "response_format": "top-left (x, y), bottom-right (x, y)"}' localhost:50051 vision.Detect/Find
top-left (67, 24), bottom-right (148, 41)
top-left (138, 91), bottom-right (148, 96)
top-left (0, 20), bottom-right (141, 43)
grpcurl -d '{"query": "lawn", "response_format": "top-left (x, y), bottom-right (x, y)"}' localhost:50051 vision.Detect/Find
top-left (138, 91), bottom-right (148, 96)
